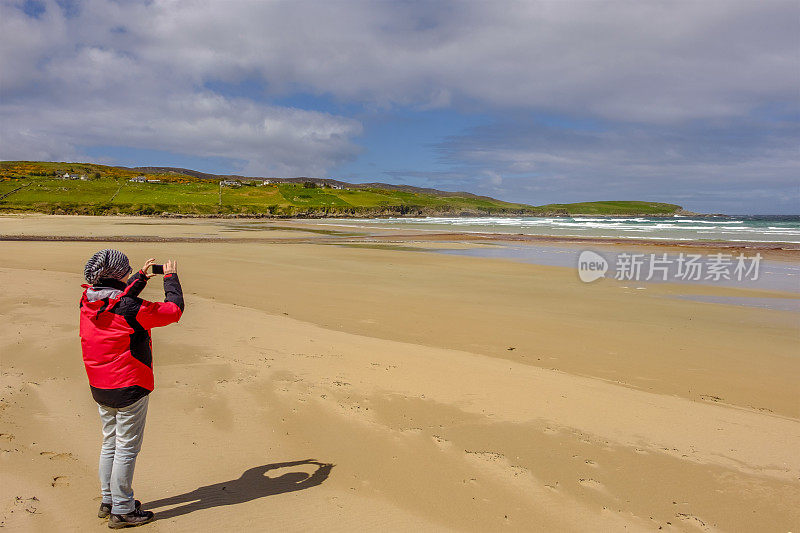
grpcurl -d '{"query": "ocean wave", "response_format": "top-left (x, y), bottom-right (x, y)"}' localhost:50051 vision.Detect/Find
top-left (331, 217), bottom-right (800, 243)
top-left (671, 219), bottom-right (744, 224)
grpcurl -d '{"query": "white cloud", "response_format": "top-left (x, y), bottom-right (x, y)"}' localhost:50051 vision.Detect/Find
top-left (433, 117), bottom-right (800, 213)
top-left (0, 0), bottom-right (797, 190)
top-left (104, 0), bottom-right (797, 121)
top-left (0, 0), bottom-right (364, 175)
top-left (2, 83), bottom-right (362, 175)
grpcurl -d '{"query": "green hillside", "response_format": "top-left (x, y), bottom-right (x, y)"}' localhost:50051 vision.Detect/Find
top-left (537, 200), bottom-right (683, 215)
top-left (0, 161), bottom-right (685, 217)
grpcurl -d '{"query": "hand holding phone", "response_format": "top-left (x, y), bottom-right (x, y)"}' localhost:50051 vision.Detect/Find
top-left (151, 264), bottom-right (164, 275)
top-left (141, 258), bottom-right (157, 278)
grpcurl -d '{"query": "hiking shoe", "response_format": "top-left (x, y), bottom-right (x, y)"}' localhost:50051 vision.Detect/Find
top-left (98, 499), bottom-right (140, 519)
top-left (108, 507), bottom-right (154, 529)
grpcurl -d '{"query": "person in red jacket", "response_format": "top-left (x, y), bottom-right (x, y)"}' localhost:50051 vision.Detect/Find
top-left (79, 249), bottom-right (184, 529)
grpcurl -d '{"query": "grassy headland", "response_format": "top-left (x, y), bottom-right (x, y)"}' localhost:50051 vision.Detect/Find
top-left (0, 161), bottom-right (686, 217)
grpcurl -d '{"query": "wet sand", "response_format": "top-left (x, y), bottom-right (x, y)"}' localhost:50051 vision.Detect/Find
top-left (2, 213), bottom-right (799, 258)
top-left (1, 215), bottom-right (798, 532)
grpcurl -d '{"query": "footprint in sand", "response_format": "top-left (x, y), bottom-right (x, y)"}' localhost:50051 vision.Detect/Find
top-left (14, 496), bottom-right (40, 514)
top-left (510, 465), bottom-right (529, 478)
top-left (699, 394), bottom-right (724, 403)
top-left (465, 450), bottom-right (505, 463)
top-left (584, 459), bottom-right (598, 467)
top-left (465, 451), bottom-right (537, 487)
top-left (578, 478), bottom-right (604, 490)
top-left (431, 435), bottom-right (452, 450)
top-left (676, 513), bottom-right (709, 530)
top-left (51, 476), bottom-right (69, 487)
top-left (39, 451), bottom-right (74, 461)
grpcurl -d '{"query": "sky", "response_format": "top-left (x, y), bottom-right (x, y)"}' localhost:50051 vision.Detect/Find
top-left (1, 0), bottom-right (798, 214)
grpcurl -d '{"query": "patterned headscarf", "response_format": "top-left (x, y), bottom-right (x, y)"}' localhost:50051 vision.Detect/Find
top-left (84, 249), bottom-right (132, 284)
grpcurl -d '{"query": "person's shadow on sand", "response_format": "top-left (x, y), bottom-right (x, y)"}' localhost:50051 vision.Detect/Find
top-left (144, 459), bottom-right (334, 520)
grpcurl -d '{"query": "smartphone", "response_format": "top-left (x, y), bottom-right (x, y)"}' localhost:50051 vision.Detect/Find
top-left (151, 264), bottom-right (164, 275)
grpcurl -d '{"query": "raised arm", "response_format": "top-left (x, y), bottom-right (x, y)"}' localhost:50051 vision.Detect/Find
top-left (135, 260), bottom-right (184, 329)
top-left (163, 272), bottom-right (184, 312)
top-left (125, 258), bottom-right (158, 297)
top-left (125, 270), bottom-right (149, 298)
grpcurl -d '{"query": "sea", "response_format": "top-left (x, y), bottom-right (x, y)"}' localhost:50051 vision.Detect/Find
top-left (318, 215), bottom-right (800, 244)
top-left (309, 215), bottom-right (800, 307)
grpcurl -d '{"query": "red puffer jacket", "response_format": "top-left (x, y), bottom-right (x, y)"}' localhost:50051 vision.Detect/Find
top-left (79, 271), bottom-right (184, 407)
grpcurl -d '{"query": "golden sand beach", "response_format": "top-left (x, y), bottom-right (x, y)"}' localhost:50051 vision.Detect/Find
top-left (1, 215), bottom-right (798, 532)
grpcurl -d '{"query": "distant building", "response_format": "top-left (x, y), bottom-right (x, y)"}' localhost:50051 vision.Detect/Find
top-left (221, 180), bottom-right (241, 187)
top-left (61, 172), bottom-right (80, 180)
top-left (260, 179), bottom-right (272, 185)
top-left (146, 179), bottom-right (161, 183)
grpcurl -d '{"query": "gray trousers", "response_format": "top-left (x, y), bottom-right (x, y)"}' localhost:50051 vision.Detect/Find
top-left (97, 395), bottom-right (149, 514)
